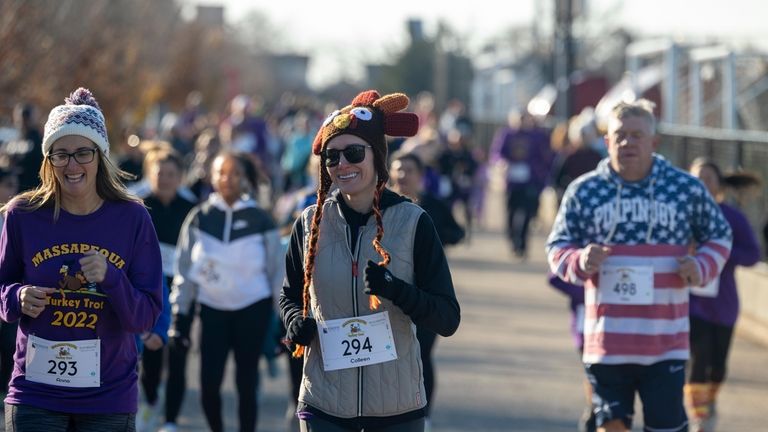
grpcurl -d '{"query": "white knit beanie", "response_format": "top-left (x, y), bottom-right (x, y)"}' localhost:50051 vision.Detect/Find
top-left (42, 88), bottom-right (110, 156)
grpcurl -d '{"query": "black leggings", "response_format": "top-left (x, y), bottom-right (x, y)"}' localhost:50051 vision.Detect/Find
top-left (165, 301), bottom-right (196, 424)
top-left (164, 337), bottom-right (189, 423)
top-left (416, 326), bottom-right (437, 415)
top-left (140, 346), bottom-right (163, 405)
top-left (299, 416), bottom-right (424, 432)
top-left (688, 316), bottom-right (734, 383)
top-left (141, 277), bottom-right (185, 419)
top-left (199, 299), bottom-right (272, 432)
top-left (505, 186), bottom-right (541, 254)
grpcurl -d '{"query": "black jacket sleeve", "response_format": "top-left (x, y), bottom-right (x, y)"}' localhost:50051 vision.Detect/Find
top-left (279, 216), bottom-right (307, 331)
top-left (391, 213), bottom-right (461, 336)
top-left (424, 196), bottom-right (465, 247)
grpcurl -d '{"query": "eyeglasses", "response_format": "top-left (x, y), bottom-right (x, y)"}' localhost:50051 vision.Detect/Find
top-left (47, 149), bottom-right (97, 167)
top-left (323, 144), bottom-right (370, 167)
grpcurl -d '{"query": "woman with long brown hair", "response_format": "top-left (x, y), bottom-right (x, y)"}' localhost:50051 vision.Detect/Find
top-left (0, 88), bottom-right (163, 431)
top-left (280, 90), bottom-right (460, 432)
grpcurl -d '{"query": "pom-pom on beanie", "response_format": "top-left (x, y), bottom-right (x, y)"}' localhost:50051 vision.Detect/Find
top-left (42, 88), bottom-right (110, 156)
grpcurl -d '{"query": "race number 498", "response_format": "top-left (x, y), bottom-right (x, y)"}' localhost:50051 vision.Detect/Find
top-left (598, 264), bottom-right (653, 305)
top-left (612, 282), bottom-right (637, 296)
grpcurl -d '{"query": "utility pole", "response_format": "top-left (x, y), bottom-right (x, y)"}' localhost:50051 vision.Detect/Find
top-left (433, 21), bottom-right (448, 114)
top-left (554, 0), bottom-right (575, 119)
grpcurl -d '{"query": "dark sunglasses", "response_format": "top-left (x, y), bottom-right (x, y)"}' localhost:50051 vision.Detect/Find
top-left (323, 144), bottom-right (370, 167)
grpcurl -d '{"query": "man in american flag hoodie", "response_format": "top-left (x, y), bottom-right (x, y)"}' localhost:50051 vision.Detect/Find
top-left (546, 99), bottom-right (732, 432)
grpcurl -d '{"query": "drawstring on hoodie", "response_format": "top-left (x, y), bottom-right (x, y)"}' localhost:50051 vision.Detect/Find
top-left (645, 178), bottom-right (656, 243)
top-left (603, 176), bottom-right (657, 245)
top-left (604, 184), bottom-right (622, 244)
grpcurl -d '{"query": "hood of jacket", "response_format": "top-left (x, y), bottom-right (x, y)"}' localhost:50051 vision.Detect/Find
top-left (207, 192), bottom-right (258, 212)
top-left (595, 153), bottom-right (671, 188)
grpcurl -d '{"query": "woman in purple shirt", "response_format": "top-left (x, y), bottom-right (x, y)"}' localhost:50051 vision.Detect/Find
top-left (686, 158), bottom-right (761, 431)
top-left (0, 88), bottom-right (162, 431)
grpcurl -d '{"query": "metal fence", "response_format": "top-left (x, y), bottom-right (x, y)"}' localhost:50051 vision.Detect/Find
top-left (659, 124), bottom-right (768, 256)
top-left (657, 123), bottom-right (768, 258)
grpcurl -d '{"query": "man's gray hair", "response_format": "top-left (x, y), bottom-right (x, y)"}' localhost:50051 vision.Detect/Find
top-left (610, 99), bottom-right (657, 134)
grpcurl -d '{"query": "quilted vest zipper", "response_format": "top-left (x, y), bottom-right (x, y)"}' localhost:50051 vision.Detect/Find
top-left (346, 224), bottom-right (366, 417)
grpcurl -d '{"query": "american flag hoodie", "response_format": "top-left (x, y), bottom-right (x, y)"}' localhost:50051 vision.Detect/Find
top-left (546, 154), bottom-right (732, 365)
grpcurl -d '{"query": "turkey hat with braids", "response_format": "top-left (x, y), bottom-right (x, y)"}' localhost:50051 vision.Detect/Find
top-left (291, 91), bottom-right (418, 359)
top-left (313, 90), bottom-right (420, 177)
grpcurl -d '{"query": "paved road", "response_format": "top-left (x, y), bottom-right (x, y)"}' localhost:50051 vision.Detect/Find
top-left (163, 187), bottom-right (768, 431)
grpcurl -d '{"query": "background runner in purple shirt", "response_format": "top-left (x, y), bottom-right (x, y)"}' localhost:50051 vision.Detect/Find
top-left (686, 158), bottom-right (761, 431)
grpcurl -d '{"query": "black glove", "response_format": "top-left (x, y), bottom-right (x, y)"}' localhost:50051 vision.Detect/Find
top-left (168, 313), bottom-right (192, 351)
top-left (363, 260), bottom-right (405, 301)
top-left (286, 316), bottom-right (317, 346)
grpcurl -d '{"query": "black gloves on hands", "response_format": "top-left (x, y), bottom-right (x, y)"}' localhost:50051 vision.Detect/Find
top-left (363, 260), bottom-right (404, 302)
top-left (287, 316), bottom-right (317, 346)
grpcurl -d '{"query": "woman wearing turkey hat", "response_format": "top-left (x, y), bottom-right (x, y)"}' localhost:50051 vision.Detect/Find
top-left (280, 90), bottom-right (460, 432)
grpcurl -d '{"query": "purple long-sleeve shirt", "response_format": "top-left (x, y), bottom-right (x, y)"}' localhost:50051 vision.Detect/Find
top-left (0, 200), bottom-right (162, 413)
top-left (548, 273), bottom-right (585, 350)
top-left (689, 203), bottom-right (761, 326)
top-left (490, 126), bottom-right (553, 192)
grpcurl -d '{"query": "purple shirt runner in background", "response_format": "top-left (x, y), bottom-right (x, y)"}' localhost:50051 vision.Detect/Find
top-left (689, 202), bottom-right (761, 326)
top-left (490, 126), bottom-right (553, 192)
top-left (548, 273), bottom-right (586, 351)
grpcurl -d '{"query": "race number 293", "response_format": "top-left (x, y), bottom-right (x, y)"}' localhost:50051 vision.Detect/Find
top-left (25, 335), bottom-right (100, 388)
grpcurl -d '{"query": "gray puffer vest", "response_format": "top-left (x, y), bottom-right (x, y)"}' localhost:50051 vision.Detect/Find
top-left (298, 199), bottom-right (427, 418)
